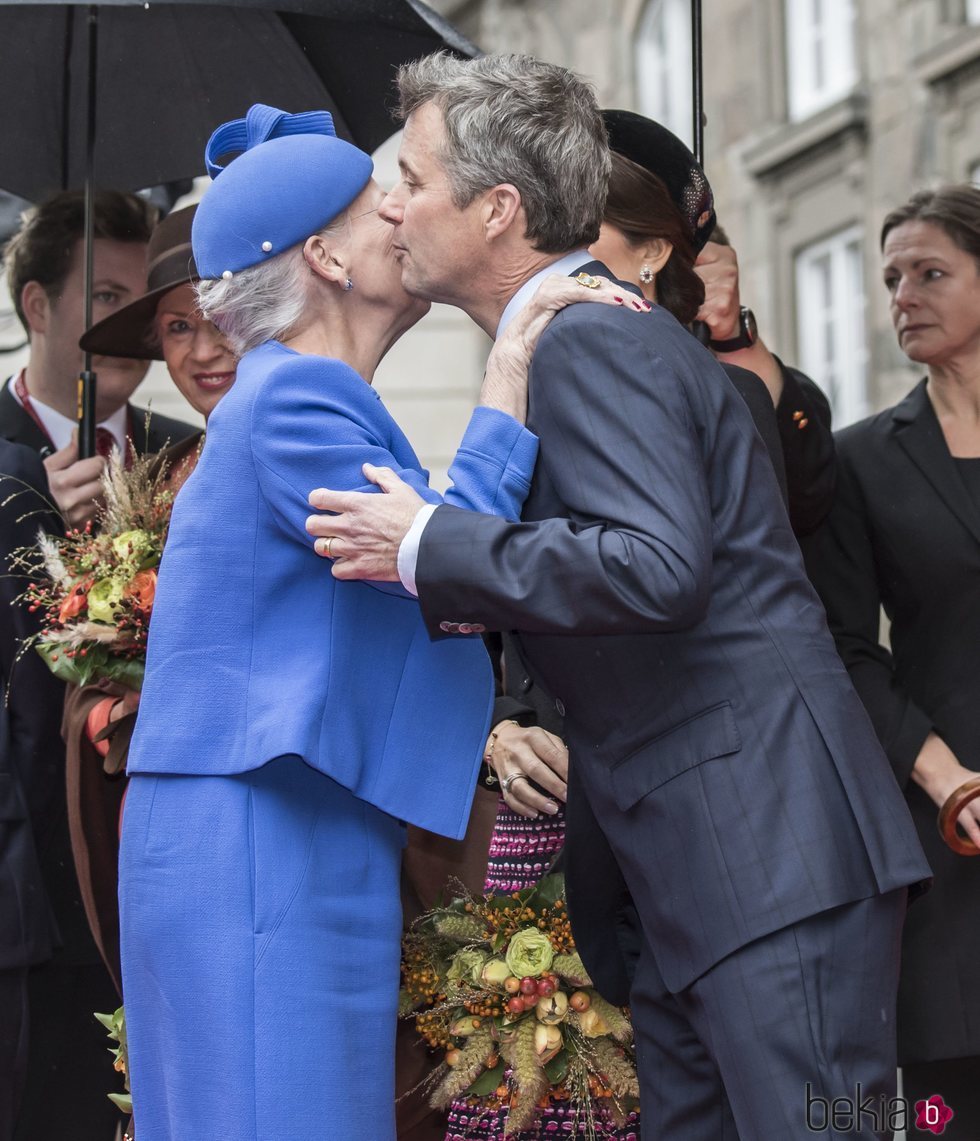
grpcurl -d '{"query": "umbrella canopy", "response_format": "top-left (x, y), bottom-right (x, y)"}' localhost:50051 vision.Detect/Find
top-left (0, 0), bottom-right (476, 201)
top-left (0, 0), bottom-right (475, 454)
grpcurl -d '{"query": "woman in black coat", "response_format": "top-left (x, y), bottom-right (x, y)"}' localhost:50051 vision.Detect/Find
top-left (804, 184), bottom-right (980, 1137)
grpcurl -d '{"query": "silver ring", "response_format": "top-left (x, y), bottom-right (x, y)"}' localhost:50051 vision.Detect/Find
top-left (500, 773), bottom-right (528, 796)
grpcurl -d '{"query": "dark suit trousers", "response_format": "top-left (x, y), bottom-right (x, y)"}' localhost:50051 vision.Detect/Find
top-left (630, 890), bottom-right (906, 1140)
top-left (0, 968), bottom-right (28, 1141)
top-left (13, 961), bottom-right (122, 1141)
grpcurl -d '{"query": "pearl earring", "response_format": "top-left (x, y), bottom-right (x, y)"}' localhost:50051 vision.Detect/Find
top-left (639, 264), bottom-right (654, 284)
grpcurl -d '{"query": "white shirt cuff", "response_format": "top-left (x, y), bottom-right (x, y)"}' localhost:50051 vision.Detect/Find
top-left (397, 503), bottom-right (438, 597)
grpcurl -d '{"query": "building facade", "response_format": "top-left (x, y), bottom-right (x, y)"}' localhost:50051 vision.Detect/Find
top-left (433, 0), bottom-right (980, 426)
top-left (3, 1), bottom-right (978, 477)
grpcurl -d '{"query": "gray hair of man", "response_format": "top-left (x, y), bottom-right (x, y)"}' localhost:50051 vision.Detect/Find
top-left (396, 52), bottom-right (610, 254)
top-left (196, 215), bottom-right (347, 356)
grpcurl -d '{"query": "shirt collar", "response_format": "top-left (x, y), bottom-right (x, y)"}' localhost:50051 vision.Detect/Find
top-left (494, 249), bottom-right (593, 340)
top-left (7, 375), bottom-right (129, 454)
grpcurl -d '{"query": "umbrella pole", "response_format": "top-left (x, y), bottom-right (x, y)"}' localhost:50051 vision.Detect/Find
top-left (78, 4), bottom-right (98, 460)
top-left (691, 0), bottom-right (704, 168)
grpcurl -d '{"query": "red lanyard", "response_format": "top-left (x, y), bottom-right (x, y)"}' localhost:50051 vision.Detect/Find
top-left (13, 370), bottom-right (134, 468)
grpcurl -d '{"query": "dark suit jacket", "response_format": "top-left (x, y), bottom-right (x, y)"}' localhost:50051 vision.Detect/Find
top-left (0, 442), bottom-right (60, 969)
top-left (802, 378), bottom-right (980, 1064)
top-left (0, 381), bottom-right (196, 457)
top-left (774, 362), bottom-right (835, 535)
top-left (415, 263), bottom-right (928, 996)
top-left (0, 384), bottom-right (195, 967)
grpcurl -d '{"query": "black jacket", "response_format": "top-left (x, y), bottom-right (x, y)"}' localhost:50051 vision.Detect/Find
top-left (0, 381), bottom-right (196, 457)
top-left (0, 442), bottom-right (60, 968)
top-left (803, 378), bottom-right (980, 1065)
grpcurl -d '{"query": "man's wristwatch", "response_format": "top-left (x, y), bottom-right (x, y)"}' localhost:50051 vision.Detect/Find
top-left (709, 306), bottom-right (758, 352)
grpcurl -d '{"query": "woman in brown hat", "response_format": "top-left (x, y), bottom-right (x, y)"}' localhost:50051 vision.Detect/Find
top-left (62, 202), bottom-right (237, 995)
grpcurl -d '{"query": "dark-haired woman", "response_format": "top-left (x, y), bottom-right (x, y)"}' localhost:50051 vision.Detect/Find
top-left (804, 184), bottom-right (980, 1139)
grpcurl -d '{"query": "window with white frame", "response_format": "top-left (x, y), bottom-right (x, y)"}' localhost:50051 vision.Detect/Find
top-left (785, 0), bottom-right (858, 121)
top-left (968, 0), bottom-right (980, 25)
top-left (795, 226), bottom-right (869, 427)
top-left (635, 0), bottom-right (693, 149)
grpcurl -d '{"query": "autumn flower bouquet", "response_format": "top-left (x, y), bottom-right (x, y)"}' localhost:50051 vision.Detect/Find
top-left (95, 1006), bottom-right (132, 1118)
top-left (400, 872), bottom-right (639, 1137)
top-left (11, 449), bottom-right (175, 690)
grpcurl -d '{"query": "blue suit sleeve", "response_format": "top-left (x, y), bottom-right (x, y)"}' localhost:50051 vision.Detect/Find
top-left (250, 354), bottom-right (537, 574)
top-left (416, 311), bottom-right (714, 634)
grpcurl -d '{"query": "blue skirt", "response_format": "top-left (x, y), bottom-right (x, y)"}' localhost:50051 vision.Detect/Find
top-left (119, 756), bottom-right (405, 1140)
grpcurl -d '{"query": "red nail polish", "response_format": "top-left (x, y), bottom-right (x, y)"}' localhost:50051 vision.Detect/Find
top-left (613, 295), bottom-right (623, 302)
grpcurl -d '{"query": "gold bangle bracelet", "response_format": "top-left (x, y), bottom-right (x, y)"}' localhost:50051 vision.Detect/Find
top-left (483, 719), bottom-right (519, 786)
top-left (939, 775), bottom-right (980, 856)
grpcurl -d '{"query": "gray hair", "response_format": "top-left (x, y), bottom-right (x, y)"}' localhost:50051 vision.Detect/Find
top-left (397, 53), bottom-right (610, 253)
top-left (196, 216), bottom-right (347, 356)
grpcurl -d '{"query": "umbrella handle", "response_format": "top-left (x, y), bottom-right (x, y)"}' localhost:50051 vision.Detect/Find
top-left (691, 0), bottom-right (704, 168)
top-left (79, 4), bottom-right (99, 461)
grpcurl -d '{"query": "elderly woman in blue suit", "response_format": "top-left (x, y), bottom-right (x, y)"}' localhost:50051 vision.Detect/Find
top-left (117, 106), bottom-right (622, 1141)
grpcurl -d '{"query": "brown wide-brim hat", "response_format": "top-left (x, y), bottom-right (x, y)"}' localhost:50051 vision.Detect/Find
top-left (80, 204), bottom-right (199, 361)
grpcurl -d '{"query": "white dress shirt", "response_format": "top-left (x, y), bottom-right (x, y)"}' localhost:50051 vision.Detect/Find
top-left (7, 374), bottom-right (129, 456)
top-left (395, 251), bottom-right (593, 595)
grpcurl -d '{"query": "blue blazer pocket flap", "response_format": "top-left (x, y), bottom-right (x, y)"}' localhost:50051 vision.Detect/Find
top-left (610, 701), bottom-right (741, 811)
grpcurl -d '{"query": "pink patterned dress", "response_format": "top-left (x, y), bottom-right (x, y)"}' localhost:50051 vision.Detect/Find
top-left (444, 798), bottom-right (640, 1141)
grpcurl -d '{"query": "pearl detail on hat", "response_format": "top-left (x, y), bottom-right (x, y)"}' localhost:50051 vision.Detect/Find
top-left (262, 241), bottom-right (273, 252)
top-left (222, 270), bottom-right (233, 280)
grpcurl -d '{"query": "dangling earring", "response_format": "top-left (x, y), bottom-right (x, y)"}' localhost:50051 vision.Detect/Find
top-left (344, 277), bottom-right (354, 291)
top-left (639, 264), bottom-right (654, 284)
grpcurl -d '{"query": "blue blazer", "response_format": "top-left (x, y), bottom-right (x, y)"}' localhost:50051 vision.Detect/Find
top-left (414, 264), bottom-right (931, 990)
top-left (128, 341), bottom-right (538, 840)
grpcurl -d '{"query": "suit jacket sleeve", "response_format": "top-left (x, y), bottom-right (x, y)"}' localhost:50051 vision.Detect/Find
top-left (775, 361), bottom-right (836, 537)
top-left (417, 312), bottom-right (713, 636)
top-left (722, 363), bottom-right (788, 507)
top-left (802, 445), bottom-right (932, 787)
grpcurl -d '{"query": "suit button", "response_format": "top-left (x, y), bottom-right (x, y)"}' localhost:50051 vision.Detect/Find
top-left (555, 698), bottom-right (566, 716)
top-left (469, 623), bottom-right (486, 634)
top-left (520, 676), bottom-right (532, 693)
top-left (439, 621), bottom-right (452, 633)
top-left (448, 622), bottom-right (461, 634)
top-left (458, 622), bottom-right (473, 634)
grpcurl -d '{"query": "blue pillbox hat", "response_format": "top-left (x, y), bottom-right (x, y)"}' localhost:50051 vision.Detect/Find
top-left (192, 104), bottom-right (374, 280)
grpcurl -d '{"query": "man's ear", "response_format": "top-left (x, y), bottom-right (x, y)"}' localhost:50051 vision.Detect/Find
top-left (643, 238), bottom-right (674, 276)
top-left (482, 184), bottom-right (523, 243)
top-left (302, 233), bottom-right (349, 290)
top-left (20, 281), bottom-right (50, 335)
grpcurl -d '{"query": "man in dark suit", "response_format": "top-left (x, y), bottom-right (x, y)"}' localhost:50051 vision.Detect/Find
top-left (0, 191), bottom-right (195, 1140)
top-left (305, 54), bottom-right (930, 1138)
top-left (1, 189), bottom-right (195, 526)
top-left (0, 442), bottom-right (59, 1141)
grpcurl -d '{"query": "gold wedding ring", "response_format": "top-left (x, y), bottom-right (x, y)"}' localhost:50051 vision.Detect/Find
top-left (575, 272), bottom-right (602, 289)
top-left (323, 536), bottom-right (336, 558)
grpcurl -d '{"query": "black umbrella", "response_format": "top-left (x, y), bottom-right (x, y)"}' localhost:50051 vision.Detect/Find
top-left (0, 0), bottom-right (477, 454)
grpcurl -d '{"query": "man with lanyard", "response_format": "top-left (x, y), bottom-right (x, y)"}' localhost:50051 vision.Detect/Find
top-left (1, 189), bottom-right (195, 525)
